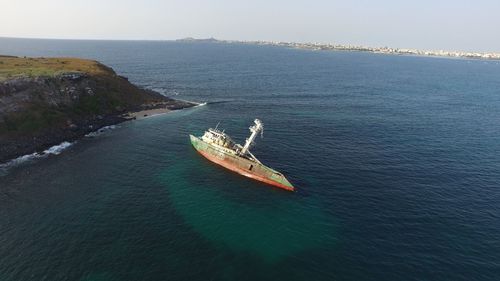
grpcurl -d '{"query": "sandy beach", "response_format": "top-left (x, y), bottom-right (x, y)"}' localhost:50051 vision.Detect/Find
top-left (125, 107), bottom-right (172, 120)
top-left (125, 100), bottom-right (204, 120)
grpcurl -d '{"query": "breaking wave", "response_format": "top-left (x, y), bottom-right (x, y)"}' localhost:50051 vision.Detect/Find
top-left (0, 141), bottom-right (73, 175)
top-left (145, 86), bottom-right (180, 96)
top-left (85, 125), bottom-right (118, 137)
top-left (42, 141), bottom-right (73, 155)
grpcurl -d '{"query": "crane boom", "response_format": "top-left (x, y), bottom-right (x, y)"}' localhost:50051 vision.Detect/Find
top-left (241, 119), bottom-right (263, 155)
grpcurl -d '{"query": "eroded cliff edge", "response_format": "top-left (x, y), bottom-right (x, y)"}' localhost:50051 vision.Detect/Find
top-left (0, 56), bottom-right (195, 163)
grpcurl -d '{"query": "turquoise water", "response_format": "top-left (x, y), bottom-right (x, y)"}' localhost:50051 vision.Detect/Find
top-left (1, 38), bottom-right (500, 280)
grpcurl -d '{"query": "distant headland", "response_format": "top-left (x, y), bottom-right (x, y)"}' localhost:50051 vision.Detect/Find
top-left (176, 38), bottom-right (500, 60)
top-left (0, 56), bottom-right (196, 163)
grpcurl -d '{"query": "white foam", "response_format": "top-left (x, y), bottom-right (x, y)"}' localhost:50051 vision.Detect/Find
top-left (140, 112), bottom-right (170, 119)
top-left (195, 102), bottom-right (207, 107)
top-left (145, 86), bottom-right (180, 97)
top-left (0, 141), bottom-right (74, 174)
top-left (42, 141), bottom-right (72, 155)
top-left (1, 152), bottom-right (39, 168)
top-left (85, 125), bottom-right (117, 137)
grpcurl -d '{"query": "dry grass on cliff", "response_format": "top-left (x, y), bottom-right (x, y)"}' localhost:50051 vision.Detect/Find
top-left (0, 56), bottom-right (112, 81)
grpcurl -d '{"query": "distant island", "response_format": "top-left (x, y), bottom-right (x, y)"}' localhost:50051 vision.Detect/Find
top-left (177, 38), bottom-right (500, 60)
top-left (0, 56), bottom-right (196, 163)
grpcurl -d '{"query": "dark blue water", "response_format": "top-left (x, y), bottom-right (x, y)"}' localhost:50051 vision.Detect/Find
top-left (1, 37), bottom-right (500, 281)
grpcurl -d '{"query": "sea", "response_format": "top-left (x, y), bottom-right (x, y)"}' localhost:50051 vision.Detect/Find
top-left (1, 37), bottom-right (500, 281)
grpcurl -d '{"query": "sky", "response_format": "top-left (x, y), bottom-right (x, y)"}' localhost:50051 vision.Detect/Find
top-left (1, 0), bottom-right (499, 52)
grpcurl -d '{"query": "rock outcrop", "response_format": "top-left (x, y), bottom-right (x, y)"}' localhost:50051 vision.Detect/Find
top-left (0, 56), bottom-right (195, 163)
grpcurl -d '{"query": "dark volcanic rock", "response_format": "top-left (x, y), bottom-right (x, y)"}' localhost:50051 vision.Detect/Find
top-left (0, 65), bottom-right (196, 163)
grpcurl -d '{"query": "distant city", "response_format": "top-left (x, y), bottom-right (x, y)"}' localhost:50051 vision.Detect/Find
top-left (178, 38), bottom-right (500, 60)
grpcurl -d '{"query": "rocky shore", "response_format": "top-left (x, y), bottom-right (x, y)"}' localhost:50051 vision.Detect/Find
top-left (0, 56), bottom-right (197, 163)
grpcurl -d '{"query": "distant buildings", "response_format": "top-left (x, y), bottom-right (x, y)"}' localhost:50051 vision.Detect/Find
top-left (217, 39), bottom-right (500, 60)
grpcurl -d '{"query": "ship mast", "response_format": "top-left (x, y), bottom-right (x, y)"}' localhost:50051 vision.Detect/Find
top-left (241, 119), bottom-right (263, 155)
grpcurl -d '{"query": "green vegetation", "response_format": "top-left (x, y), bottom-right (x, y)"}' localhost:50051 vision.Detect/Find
top-left (0, 55), bottom-right (186, 162)
top-left (0, 93), bottom-right (128, 135)
top-left (0, 55), bottom-right (168, 137)
top-left (0, 106), bottom-right (66, 134)
top-left (0, 56), bottom-right (111, 81)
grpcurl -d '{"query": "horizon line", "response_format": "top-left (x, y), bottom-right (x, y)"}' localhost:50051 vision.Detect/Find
top-left (1, 35), bottom-right (499, 55)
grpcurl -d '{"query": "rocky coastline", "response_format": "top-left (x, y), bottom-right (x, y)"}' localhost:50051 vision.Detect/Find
top-left (0, 56), bottom-right (197, 164)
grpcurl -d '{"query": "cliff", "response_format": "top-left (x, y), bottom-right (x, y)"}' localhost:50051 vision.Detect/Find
top-left (0, 56), bottom-right (195, 163)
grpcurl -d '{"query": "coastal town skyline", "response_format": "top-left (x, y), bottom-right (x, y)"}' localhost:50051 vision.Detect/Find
top-left (1, 0), bottom-right (499, 52)
top-left (178, 37), bottom-right (500, 60)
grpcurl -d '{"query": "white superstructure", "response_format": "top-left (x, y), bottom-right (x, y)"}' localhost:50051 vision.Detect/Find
top-left (241, 119), bottom-right (263, 155)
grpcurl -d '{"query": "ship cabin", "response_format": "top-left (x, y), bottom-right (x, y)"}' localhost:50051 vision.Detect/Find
top-left (202, 128), bottom-right (237, 150)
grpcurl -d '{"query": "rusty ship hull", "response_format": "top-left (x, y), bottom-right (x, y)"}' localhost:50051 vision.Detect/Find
top-left (190, 135), bottom-right (294, 191)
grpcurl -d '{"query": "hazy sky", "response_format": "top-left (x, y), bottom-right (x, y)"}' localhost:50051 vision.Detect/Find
top-left (1, 0), bottom-right (499, 52)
